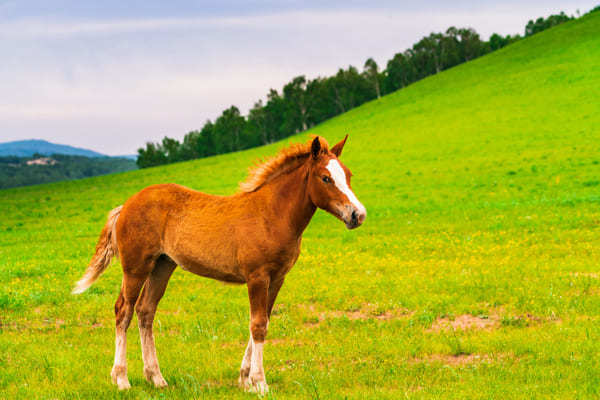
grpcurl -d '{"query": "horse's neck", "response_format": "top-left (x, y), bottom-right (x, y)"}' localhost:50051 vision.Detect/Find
top-left (258, 163), bottom-right (316, 237)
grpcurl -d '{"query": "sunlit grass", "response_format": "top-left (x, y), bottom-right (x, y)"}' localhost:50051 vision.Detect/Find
top-left (1, 12), bottom-right (599, 399)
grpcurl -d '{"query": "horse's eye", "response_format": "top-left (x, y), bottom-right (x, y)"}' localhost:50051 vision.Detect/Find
top-left (322, 176), bottom-right (331, 183)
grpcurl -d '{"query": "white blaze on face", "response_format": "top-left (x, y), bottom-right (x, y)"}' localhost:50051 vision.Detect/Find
top-left (325, 159), bottom-right (366, 216)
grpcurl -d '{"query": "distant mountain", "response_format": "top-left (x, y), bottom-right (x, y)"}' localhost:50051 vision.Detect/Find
top-left (0, 139), bottom-right (107, 158)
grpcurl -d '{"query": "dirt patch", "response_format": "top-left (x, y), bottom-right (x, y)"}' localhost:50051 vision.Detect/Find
top-left (299, 303), bottom-right (414, 327)
top-left (414, 353), bottom-right (492, 366)
top-left (429, 314), bottom-right (499, 332)
top-left (413, 352), bottom-right (519, 367)
top-left (430, 311), bottom-right (560, 332)
top-left (328, 309), bottom-right (410, 321)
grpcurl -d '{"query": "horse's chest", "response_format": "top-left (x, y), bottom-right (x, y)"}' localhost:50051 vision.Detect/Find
top-left (241, 235), bottom-right (301, 266)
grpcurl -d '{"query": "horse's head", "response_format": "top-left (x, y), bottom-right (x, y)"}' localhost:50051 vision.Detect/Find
top-left (307, 135), bottom-right (366, 230)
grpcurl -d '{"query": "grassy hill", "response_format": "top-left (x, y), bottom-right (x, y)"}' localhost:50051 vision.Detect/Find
top-left (1, 12), bottom-right (599, 399)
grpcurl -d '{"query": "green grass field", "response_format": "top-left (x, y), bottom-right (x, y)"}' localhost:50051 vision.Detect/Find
top-left (1, 12), bottom-right (600, 399)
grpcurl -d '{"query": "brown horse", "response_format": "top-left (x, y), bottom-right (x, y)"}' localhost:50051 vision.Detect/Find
top-left (72, 136), bottom-right (366, 393)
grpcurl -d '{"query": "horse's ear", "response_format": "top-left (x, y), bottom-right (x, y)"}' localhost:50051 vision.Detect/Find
top-left (331, 134), bottom-right (348, 157)
top-left (311, 137), bottom-right (321, 159)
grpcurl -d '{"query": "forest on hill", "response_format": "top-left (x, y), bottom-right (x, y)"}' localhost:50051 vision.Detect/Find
top-left (135, 10), bottom-right (587, 168)
top-left (0, 154), bottom-right (137, 189)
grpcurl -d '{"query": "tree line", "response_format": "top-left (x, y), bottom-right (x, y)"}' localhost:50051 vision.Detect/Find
top-left (525, 11), bottom-right (573, 36)
top-left (137, 10), bottom-right (587, 168)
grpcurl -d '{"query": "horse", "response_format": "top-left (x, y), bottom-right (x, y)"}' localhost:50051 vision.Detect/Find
top-left (72, 135), bottom-right (366, 394)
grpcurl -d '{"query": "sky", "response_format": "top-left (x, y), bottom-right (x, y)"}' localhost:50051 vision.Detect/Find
top-left (1, 1), bottom-right (597, 155)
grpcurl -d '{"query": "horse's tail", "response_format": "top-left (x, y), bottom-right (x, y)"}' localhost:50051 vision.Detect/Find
top-left (72, 205), bottom-right (123, 294)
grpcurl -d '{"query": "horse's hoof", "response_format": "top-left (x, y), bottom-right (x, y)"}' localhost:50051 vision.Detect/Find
top-left (152, 375), bottom-right (168, 388)
top-left (238, 368), bottom-right (250, 388)
top-left (238, 376), bottom-right (249, 389)
top-left (111, 369), bottom-right (131, 390)
top-left (112, 376), bottom-right (131, 390)
top-left (247, 379), bottom-right (269, 395)
top-left (145, 368), bottom-right (168, 388)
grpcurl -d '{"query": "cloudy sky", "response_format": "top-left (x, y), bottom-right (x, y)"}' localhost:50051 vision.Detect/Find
top-left (1, 1), bottom-right (596, 155)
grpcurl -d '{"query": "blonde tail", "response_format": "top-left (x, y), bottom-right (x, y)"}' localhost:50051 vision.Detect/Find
top-left (72, 206), bottom-right (122, 294)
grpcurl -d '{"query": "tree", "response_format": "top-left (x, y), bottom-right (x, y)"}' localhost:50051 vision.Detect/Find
top-left (525, 12), bottom-right (572, 36)
top-left (440, 27), bottom-right (461, 70)
top-left (329, 66), bottom-right (374, 114)
top-left (489, 33), bottom-right (521, 51)
top-left (263, 89), bottom-right (286, 141)
top-left (282, 76), bottom-right (310, 134)
top-left (214, 106), bottom-right (246, 153)
top-left (305, 77), bottom-right (338, 125)
top-left (363, 58), bottom-right (382, 99)
top-left (458, 28), bottom-right (484, 61)
top-left (180, 130), bottom-right (200, 161)
top-left (247, 100), bottom-right (269, 145)
top-left (137, 142), bottom-right (167, 168)
top-left (161, 136), bottom-right (181, 163)
top-left (197, 120), bottom-right (217, 157)
top-left (384, 51), bottom-right (416, 93)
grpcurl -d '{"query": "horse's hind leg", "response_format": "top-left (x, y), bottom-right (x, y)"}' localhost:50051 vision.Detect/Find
top-left (135, 256), bottom-right (176, 388)
top-left (111, 271), bottom-right (147, 390)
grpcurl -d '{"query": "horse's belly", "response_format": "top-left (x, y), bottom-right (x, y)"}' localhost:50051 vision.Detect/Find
top-left (172, 253), bottom-right (246, 284)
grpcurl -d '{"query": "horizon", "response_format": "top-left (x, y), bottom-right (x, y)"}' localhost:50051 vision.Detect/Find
top-left (0, 138), bottom-right (134, 156)
top-left (1, 0), bottom-right (597, 155)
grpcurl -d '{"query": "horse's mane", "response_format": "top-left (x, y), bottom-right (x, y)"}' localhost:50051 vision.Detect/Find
top-left (239, 137), bottom-right (329, 193)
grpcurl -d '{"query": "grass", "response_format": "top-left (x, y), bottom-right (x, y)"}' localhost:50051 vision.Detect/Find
top-left (1, 12), bottom-right (600, 399)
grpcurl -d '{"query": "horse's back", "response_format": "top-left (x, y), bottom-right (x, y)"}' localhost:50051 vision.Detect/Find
top-left (115, 184), bottom-right (213, 263)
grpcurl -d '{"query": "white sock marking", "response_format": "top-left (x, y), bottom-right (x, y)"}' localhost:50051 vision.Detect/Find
top-left (250, 340), bottom-right (264, 378)
top-left (241, 337), bottom-right (253, 371)
top-left (114, 330), bottom-right (127, 368)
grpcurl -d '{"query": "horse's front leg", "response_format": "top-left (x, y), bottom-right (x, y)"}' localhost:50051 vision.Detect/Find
top-left (241, 273), bottom-right (270, 394)
top-left (238, 337), bottom-right (253, 387)
top-left (239, 277), bottom-right (284, 391)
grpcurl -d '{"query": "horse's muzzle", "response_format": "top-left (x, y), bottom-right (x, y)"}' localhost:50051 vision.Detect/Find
top-left (345, 207), bottom-right (366, 230)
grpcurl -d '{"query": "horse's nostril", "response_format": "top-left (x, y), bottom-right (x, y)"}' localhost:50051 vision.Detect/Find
top-left (358, 212), bottom-right (366, 224)
top-left (351, 210), bottom-right (357, 221)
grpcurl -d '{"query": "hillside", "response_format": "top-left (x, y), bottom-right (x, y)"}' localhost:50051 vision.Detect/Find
top-left (1, 12), bottom-right (599, 399)
top-left (0, 154), bottom-right (137, 189)
top-left (0, 139), bottom-right (106, 157)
